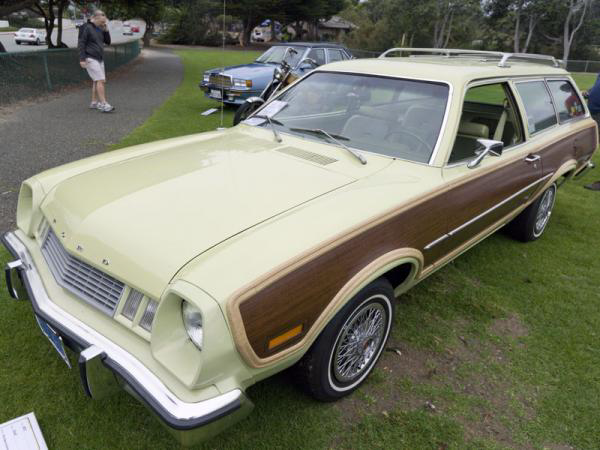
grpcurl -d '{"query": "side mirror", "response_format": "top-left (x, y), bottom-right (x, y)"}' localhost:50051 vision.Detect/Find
top-left (467, 139), bottom-right (504, 169)
top-left (297, 57), bottom-right (317, 70)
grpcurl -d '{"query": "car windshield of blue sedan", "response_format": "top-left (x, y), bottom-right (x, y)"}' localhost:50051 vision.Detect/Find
top-left (255, 46), bottom-right (305, 67)
top-left (251, 72), bottom-right (449, 164)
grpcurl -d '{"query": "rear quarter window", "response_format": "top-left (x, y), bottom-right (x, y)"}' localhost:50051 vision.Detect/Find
top-left (515, 81), bottom-right (558, 134)
top-left (547, 80), bottom-right (586, 122)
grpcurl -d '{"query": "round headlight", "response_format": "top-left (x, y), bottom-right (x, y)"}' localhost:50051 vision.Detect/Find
top-left (203, 73), bottom-right (210, 82)
top-left (182, 301), bottom-right (203, 350)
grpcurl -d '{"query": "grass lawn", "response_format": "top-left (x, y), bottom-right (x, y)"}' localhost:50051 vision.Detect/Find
top-left (0, 27), bottom-right (18, 32)
top-left (1, 49), bottom-right (600, 449)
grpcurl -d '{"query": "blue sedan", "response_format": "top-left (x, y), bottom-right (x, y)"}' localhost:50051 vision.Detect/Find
top-left (199, 42), bottom-right (353, 105)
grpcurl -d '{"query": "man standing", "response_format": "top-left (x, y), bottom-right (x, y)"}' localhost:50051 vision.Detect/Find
top-left (583, 75), bottom-right (600, 190)
top-left (78, 10), bottom-right (114, 112)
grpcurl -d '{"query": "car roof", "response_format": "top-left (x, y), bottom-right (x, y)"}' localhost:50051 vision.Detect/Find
top-left (272, 42), bottom-right (347, 49)
top-left (318, 56), bottom-right (569, 85)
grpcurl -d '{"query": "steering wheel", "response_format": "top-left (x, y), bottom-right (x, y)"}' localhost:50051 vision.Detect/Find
top-left (387, 129), bottom-right (431, 157)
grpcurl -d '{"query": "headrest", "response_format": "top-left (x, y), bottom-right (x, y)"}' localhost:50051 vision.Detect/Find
top-left (458, 121), bottom-right (489, 138)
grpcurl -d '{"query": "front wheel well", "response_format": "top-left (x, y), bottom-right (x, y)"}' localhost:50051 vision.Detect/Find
top-left (380, 262), bottom-right (415, 292)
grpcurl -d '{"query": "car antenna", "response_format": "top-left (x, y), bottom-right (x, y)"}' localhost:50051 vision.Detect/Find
top-left (217, 0), bottom-right (226, 131)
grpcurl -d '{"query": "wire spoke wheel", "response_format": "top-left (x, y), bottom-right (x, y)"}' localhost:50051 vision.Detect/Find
top-left (534, 186), bottom-right (555, 237)
top-left (332, 302), bottom-right (386, 384)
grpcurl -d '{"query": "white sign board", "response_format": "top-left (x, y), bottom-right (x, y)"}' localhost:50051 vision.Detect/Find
top-left (0, 413), bottom-right (48, 450)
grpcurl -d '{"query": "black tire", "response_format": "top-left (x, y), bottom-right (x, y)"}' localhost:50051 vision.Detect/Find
top-left (36, 38), bottom-right (40, 45)
top-left (294, 278), bottom-right (395, 402)
top-left (233, 100), bottom-right (263, 126)
top-left (16, 41), bottom-right (20, 45)
top-left (506, 183), bottom-right (557, 242)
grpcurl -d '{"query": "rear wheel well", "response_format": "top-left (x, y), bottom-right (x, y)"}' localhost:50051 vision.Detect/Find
top-left (380, 262), bottom-right (415, 292)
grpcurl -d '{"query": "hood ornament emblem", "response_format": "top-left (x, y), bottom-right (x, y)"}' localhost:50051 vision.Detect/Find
top-left (102, 259), bottom-right (110, 266)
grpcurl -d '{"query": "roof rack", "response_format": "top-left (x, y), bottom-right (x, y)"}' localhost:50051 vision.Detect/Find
top-left (378, 48), bottom-right (562, 68)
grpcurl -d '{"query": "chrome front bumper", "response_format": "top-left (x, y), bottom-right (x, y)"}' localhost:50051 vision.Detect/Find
top-left (2, 230), bottom-right (252, 443)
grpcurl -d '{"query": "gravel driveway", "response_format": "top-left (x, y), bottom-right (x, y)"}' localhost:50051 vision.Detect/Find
top-left (0, 47), bottom-right (183, 233)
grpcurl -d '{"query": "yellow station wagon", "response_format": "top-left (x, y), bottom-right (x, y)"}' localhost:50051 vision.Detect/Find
top-left (3, 48), bottom-right (597, 445)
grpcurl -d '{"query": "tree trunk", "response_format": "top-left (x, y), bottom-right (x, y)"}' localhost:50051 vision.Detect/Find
top-left (56, 0), bottom-right (65, 48)
top-left (562, 0), bottom-right (589, 62)
top-left (33, 0), bottom-right (55, 48)
top-left (143, 21), bottom-right (153, 47)
top-left (241, 18), bottom-right (252, 47)
top-left (270, 19), bottom-right (276, 42)
top-left (522, 15), bottom-right (537, 53)
top-left (513, 0), bottom-right (524, 53)
top-left (443, 10), bottom-right (454, 48)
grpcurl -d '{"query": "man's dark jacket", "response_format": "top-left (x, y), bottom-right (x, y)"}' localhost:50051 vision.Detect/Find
top-left (78, 20), bottom-right (110, 62)
top-left (587, 74), bottom-right (600, 115)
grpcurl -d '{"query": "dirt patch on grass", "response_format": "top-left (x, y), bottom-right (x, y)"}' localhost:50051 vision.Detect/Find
top-left (489, 314), bottom-right (529, 339)
top-left (334, 316), bottom-right (535, 448)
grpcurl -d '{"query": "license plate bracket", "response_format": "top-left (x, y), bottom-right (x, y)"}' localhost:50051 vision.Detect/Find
top-left (210, 89), bottom-right (222, 99)
top-left (35, 315), bottom-right (71, 368)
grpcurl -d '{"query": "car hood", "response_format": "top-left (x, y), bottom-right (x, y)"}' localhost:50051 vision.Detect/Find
top-left (213, 62), bottom-right (276, 79)
top-left (40, 129), bottom-right (362, 298)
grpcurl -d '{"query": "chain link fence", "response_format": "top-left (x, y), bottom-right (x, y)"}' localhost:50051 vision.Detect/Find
top-left (565, 60), bottom-right (600, 74)
top-left (0, 40), bottom-right (140, 105)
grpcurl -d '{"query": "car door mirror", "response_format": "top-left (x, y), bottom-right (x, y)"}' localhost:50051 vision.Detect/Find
top-left (298, 58), bottom-right (317, 70)
top-left (467, 139), bottom-right (504, 169)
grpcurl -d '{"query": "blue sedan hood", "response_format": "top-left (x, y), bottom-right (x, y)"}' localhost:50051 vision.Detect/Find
top-left (211, 62), bottom-right (276, 79)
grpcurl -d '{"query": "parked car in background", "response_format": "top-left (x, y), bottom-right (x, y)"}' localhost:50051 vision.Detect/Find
top-left (3, 48), bottom-right (596, 446)
top-left (199, 42), bottom-right (352, 105)
top-left (251, 19), bottom-right (282, 42)
top-left (74, 19), bottom-right (84, 28)
top-left (14, 28), bottom-right (44, 46)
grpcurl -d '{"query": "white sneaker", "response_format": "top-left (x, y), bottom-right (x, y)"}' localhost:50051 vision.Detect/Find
top-left (98, 103), bottom-right (115, 113)
top-left (89, 101), bottom-right (98, 109)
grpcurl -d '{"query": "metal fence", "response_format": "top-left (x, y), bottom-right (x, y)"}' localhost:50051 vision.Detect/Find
top-left (565, 60), bottom-right (600, 74)
top-left (0, 40), bottom-right (140, 105)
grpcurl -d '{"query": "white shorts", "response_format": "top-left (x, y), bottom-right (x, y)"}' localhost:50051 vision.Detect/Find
top-left (85, 57), bottom-right (105, 81)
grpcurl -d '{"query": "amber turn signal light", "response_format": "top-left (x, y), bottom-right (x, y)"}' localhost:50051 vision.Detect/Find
top-left (268, 324), bottom-right (303, 350)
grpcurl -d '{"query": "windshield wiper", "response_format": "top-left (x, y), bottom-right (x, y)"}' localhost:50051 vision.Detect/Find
top-left (289, 127), bottom-right (367, 165)
top-left (256, 115), bottom-right (283, 143)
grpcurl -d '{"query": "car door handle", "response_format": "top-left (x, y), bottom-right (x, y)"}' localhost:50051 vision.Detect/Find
top-left (525, 154), bottom-right (541, 163)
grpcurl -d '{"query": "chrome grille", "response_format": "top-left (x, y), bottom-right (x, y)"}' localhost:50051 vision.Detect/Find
top-left (208, 73), bottom-right (232, 88)
top-left (41, 229), bottom-right (124, 315)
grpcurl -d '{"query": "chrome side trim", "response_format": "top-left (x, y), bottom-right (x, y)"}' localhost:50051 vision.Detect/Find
top-left (2, 231), bottom-right (245, 430)
top-left (424, 173), bottom-right (553, 250)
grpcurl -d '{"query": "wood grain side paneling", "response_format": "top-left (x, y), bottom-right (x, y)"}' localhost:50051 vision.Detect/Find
top-left (238, 196), bottom-right (446, 359)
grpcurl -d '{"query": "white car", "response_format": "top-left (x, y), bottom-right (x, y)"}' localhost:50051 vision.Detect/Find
top-left (14, 28), bottom-right (44, 46)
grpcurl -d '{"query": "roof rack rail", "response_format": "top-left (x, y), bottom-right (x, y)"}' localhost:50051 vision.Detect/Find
top-left (378, 48), bottom-right (562, 68)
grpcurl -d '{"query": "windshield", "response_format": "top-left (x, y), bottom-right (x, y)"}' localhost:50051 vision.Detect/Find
top-left (250, 72), bottom-right (449, 164)
top-left (255, 46), bottom-right (305, 67)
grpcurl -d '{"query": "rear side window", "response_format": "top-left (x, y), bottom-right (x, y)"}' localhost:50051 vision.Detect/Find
top-left (515, 81), bottom-right (557, 134)
top-left (547, 80), bottom-right (585, 122)
top-left (327, 49), bottom-right (345, 62)
top-left (307, 48), bottom-right (326, 66)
